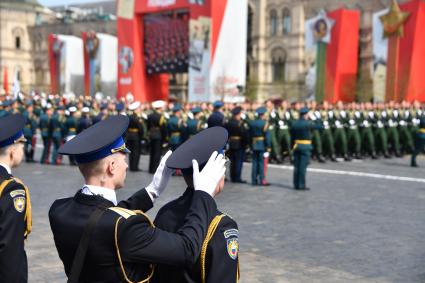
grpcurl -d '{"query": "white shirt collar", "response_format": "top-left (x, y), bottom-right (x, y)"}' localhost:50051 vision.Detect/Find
top-left (0, 163), bottom-right (11, 174)
top-left (81, 184), bottom-right (117, 206)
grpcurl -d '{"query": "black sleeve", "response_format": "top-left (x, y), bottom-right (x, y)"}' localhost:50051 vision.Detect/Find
top-left (118, 188), bottom-right (153, 212)
top-left (0, 183), bottom-right (27, 281)
top-left (118, 191), bottom-right (217, 266)
top-left (206, 217), bottom-right (239, 283)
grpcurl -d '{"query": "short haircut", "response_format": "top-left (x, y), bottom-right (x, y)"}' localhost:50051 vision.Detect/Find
top-left (78, 158), bottom-right (108, 180)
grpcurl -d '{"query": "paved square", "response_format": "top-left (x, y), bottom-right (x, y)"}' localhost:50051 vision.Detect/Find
top-left (17, 155), bottom-right (425, 283)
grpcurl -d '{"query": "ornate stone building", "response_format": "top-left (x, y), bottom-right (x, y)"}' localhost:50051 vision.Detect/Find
top-left (0, 0), bottom-right (53, 93)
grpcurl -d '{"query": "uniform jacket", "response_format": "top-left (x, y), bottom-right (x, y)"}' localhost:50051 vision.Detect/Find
top-left (0, 165), bottom-right (30, 283)
top-left (248, 119), bottom-right (271, 151)
top-left (290, 118), bottom-right (322, 151)
top-left (49, 188), bottom-right (217, 283)
top-left (226, 118), bottom-right (248, 150)
top-left (153, 188), bottom-right (239, 283)
top-left (147, 111), bottom-right (167, 141)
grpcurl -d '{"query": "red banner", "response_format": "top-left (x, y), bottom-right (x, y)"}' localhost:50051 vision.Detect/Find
top-left (325, 9), bottom-right (360, 103)
top-left (397, 0), bottom-right (425, 102)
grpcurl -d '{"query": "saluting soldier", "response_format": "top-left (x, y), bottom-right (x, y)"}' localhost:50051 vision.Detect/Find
top-left (0, 114), bottom-right (32, 282)
top-left (153, 127), bottom-right (239, 283)
top-left (248, 107), bottom-right (271, 186)
top-left (126, 101), bottom-right (144, 172)
top-left (23, 100), bottom-right (38, 163)
top-left (148, 100), bottom-right (168, 173)
top-left (374, 104), bottom-right (390, 158)
top-left (226, 106), bottom-right (248, 183)
top-left (290, 107), bottom-right (322, 190)
top-left (411, 116), bottom-right (425, 167)
top-left (49, 115), bottom-right (226, 283)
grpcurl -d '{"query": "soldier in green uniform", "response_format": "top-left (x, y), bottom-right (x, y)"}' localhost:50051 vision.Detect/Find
top-left (22, 100), bottom-right (38, 163)
top-left (50, 106), bottom-right (66, 165)
top-left (290, 107), bottom-right (322, 190)
top-left (333, 102), bottom-right (350, 161)
top-left (411, 116), bottom-right (425, 167)
top-left (265, 100), bottom-right (281, 163)
top-left (277, 101), bottom-right (293, 163)
top-left (309, 102), bottom-right (325, 163)
top-left (39, 104), bottom-right (53, 164)
top-left (398, 102), bottom-right (414, 154)
top-left (320, 102), bottom-right (337, 161)
top-left (347, 102), bottom-right (362, 159)
top-left (374, 104), bottom-right (390, 158)
top-left (360, 103), bottom-right (377, 158)
top-left (248, 107), bottom-right (270, 186)
top-left (386, 104), bottom-right (402, 157)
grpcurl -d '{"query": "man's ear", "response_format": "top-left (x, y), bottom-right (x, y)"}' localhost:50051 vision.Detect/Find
top-left (107, 158), bottom-right (116, 175)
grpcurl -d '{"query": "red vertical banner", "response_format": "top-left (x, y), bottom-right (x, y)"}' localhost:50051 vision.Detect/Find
top-left (2, 66), bottom-right (8, 94)
top-left (48, 34), bottom-right (60, 94)
top-left (82, 32), bottom-right (90, 97)
top-left (398, 0), bottom-right (425, 102)
top-left (325, 9), bottom-right (360, 103)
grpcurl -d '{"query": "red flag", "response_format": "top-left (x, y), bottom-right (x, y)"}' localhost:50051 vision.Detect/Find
top-left (3, 66), bottom-right (8, 94)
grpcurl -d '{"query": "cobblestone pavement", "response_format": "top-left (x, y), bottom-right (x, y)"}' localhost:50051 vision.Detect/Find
top-left (17, 154), bottom-right (425, 283)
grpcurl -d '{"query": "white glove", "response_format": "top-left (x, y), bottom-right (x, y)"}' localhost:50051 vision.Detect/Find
top-left (192, 151), bottom-right (226, 197)
top-left (146, 150), bottom-right (174, 202)
top-left (263, 152), bottom-right (270, 158)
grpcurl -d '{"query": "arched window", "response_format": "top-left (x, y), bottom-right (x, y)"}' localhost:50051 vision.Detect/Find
top-left (269, 10), bottom-right (277, 36)
top-left (282, 8), bottom-right (291, 35)
top-left (271, 48), bottom-right (286, 82)
top-left (12, 27), bottom-right (24, 50)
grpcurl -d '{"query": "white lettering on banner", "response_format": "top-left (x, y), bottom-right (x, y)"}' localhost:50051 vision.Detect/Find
top-left (120, 77), bottom-right (132, 85)
top-left (148, 0), bottom-right (176, 7)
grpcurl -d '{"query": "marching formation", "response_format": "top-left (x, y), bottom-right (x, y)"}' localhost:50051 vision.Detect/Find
top-left (1, 93), bottom-right (424, 177)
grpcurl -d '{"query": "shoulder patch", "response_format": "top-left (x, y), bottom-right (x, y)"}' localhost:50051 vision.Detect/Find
top-left (227, 238), bottom-right (239, 260)
top-left (10, 189), bottom-right (26, 198)
top-left (13, 196), bottom-right (26, 213)
top-left (224, 228), bottom-right (239, 239)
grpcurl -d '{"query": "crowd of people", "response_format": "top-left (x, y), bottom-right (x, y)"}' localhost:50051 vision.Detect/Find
top-left (0, 92), bottom-right (424, 186)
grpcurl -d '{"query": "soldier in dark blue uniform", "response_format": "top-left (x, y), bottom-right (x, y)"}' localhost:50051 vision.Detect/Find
top-left (39, 104), bottom-right (53, 164)
top-left (50, 115), bottom-right (227, 283)
top-left (290, 107), bottom-right (322, 190)
top-left (77, 107), bottom-right (92, 134)
top-left (186, 107), bottom-right (203, 138)
top-left (248, 107), bottom-right (271, 186)
top-left (50, 106), bottom-right (66, 165)
top-left (226, 106), bottom-right (248, 183)
top-left (65, 106), bottom-right (79, 166)
top-left (23, 101), bottom-right (38, 163)
top-left (207, 101), bottom-right (225, 128)
top-left (148, 100), bottom-right (168, 173)
top-left (153, 127), bottom-right (239, 283)
top-left (0, 114), bottom-right (32, 283)
top-left (411, 116), bottom-right (425, 167)
top-left (167, 104), bottom-right (185, 151)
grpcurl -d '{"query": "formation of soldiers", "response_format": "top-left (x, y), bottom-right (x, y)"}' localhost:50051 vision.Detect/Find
top-left (0, 92), bottom-right (424, 176)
